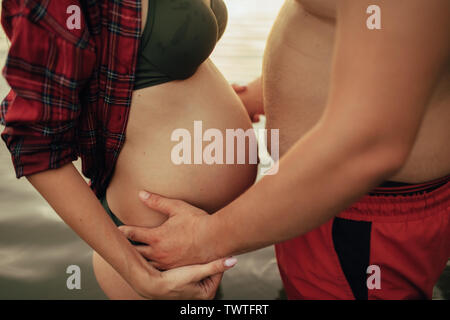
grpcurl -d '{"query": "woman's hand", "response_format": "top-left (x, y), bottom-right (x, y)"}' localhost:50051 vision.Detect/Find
top-left (132, 256), bottom-right (237, 300)
top-left (232, 77), bottom-right (264, 122)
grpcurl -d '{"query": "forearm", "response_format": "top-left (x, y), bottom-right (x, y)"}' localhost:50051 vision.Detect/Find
top-left (207, 0), bottom-right (450, 257)
top-left (26, 163), bottom-right (156, 285)
top-left (209, 119), bottom-right (403, 257)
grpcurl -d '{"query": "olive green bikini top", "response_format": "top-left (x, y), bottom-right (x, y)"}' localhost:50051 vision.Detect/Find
top-left (134, 0), bottom-right (228, 90)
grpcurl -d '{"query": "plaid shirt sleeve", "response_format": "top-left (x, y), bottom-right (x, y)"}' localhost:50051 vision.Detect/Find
top-left (0, 0), bottom-right (96, 178)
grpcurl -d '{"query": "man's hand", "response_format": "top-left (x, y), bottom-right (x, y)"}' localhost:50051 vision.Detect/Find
top-left (232, 77), bottom-right (264, 122)
top-left (118, 191), bottom-right (222, 269)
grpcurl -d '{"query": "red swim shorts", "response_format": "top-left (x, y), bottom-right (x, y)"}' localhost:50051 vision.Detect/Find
top-left (275, 176), bottom-right (450, 300)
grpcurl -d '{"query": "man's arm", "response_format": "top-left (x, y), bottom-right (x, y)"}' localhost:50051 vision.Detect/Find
top-left (119, 0), bottom-right (450, 268)
top-left (212, 0), bottom-right (450, 256)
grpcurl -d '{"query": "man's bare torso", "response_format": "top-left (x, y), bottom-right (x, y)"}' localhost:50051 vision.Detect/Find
top-left (264, 0), bottom-right (450, 183)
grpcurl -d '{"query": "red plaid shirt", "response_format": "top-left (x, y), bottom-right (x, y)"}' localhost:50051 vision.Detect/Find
top-left (0, 0), bottom-right (141, 198)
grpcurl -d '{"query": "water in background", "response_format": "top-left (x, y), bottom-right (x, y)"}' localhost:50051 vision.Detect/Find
top-left (0, 0), bottom-right (285, 300)
top-left (0, 0), bottom-right (448, 300)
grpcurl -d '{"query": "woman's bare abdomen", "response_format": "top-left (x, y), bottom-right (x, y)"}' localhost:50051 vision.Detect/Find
top-left (106, 59), bottom-right (257, 227)
top-left (93, 60), bottom-right (257, 299)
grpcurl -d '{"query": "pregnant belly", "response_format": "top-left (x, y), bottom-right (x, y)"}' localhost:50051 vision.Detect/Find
top-left (105, 60), bottom-right (258, 227)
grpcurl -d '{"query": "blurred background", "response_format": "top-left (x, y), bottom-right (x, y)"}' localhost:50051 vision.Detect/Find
top-left (0, 0), bottom-right (448, 300)
top-left (0, 0), bottom-right (285, 300)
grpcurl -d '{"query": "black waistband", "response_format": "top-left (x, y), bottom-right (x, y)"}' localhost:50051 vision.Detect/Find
top-left (373, 175), bottom-right (450, 196)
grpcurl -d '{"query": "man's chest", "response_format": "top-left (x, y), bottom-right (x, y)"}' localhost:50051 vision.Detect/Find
top-left (295, 0), bottom-right (336, 19)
